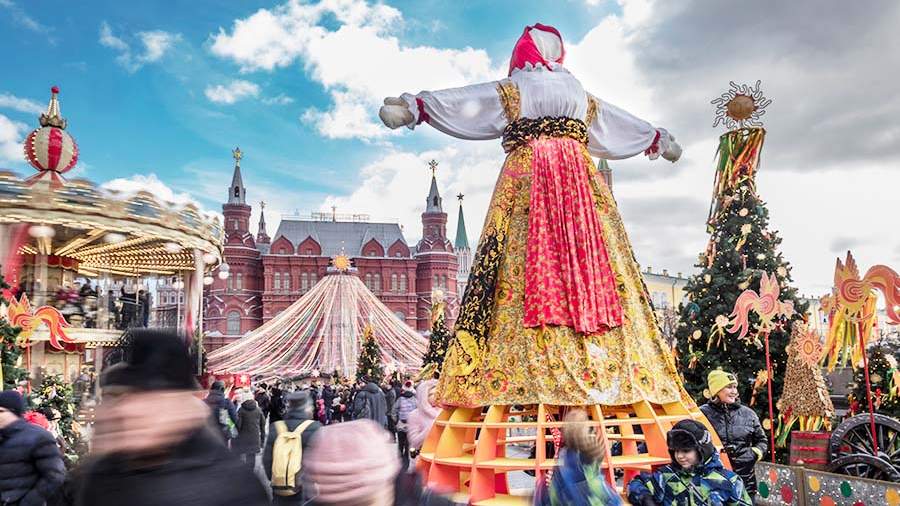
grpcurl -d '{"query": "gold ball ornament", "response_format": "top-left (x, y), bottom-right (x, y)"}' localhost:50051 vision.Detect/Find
top-left (777, 266), bottom-right (787, 277)
top-left (726, 94), bottom-right (756, 121)
top-left (739, 208), bottom-right (749, 217)
top-left (762, 418), bottom-right (772, 430)
top-left (692, 330), bottom-right (702, 340)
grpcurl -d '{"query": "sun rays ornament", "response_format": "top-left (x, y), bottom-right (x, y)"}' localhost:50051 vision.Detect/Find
top-left (712, 80), bottom-right (772, 130)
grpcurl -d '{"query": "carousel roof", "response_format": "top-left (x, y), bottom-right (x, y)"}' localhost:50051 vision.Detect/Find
top-left (207, 258), bottom-right (427, 380)
top-left (0, 87), bottom-right (222, 276)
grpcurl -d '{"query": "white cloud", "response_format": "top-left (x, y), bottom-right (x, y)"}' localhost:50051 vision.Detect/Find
top-left (317, 141), bottom-right (502, 245)
top-left (204, 79), bottom-right (260, 104)
top-left (99, 21), bottom-right (181, 73)
top-left (0, 113), bottom-right (27, 163)
top-left (262, 94), bottom-right (295, 105)
top-left (101, 173), bottom-right (196, 207)
top-left (0, 0), bottom-right (47, 33)
top-left (0, 92), bottom-right (44, 115)
top-left (210, 0), bottom-right (496, 139)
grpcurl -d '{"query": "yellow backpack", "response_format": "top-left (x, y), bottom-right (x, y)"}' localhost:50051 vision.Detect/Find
top-left (271, 420), bottom-right (315, 496)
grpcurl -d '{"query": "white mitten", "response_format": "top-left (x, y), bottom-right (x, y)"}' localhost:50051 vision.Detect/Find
top-left (379, 97), bottom-right (414, 129)
top-left (662, 134), bottom-right (682, 162)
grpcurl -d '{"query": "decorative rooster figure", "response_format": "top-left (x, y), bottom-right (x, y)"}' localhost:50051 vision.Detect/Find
top-left (5, 294), bottom-right (73, 350)
top-left (727, 272), bottom-right (795, 344)
top-left (726, 271), bottom-right (794, 462)
top-left (820, 251), bottom-right (900, 454)
top-left (821, 251), bottom-right (900, 371)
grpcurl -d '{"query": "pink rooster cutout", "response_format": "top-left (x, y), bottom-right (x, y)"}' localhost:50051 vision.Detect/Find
top-left (728, 272), bottom-right (795, 343)
top-left (5, 294), bottom-right (74, 350)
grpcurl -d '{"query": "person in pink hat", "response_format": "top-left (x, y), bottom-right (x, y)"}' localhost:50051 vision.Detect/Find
top-left (302, 420), bottom-right (455, 506)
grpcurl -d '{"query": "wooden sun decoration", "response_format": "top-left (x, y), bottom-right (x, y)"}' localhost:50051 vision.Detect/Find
top-left (332, 254), bottom-right (351, 271)
top-left (711, 80), bottom-right (772, 129)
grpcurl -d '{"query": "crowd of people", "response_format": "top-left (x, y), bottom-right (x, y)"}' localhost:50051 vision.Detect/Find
top-left (12, 279), bottom-right (152, 330)
top-left (0, 329), bottom-right (765, 506)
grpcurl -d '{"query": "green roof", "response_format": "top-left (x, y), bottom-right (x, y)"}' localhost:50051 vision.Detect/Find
top-left (454, 203), bottom-right (469, 250)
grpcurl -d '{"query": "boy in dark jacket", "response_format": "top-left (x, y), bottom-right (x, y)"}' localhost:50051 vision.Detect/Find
top-left (0, 391), bottom-right (65, 506)
top-left (627, 419), bottom-right (751, 506)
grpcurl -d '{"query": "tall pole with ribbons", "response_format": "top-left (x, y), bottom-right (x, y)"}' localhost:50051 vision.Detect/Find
top-left (727, 272), bottom-right (795, 462)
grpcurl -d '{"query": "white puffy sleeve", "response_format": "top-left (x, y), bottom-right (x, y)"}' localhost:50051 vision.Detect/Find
top-left (586, 94), bottom-right (669, 160)
top-left (400, 81), bottom-right (506, 140)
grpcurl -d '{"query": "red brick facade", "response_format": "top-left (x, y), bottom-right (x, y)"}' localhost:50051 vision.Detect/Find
top-left (203, 159), bottom-right (460, 351)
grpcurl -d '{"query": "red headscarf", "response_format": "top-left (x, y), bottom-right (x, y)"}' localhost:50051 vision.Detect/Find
top-left (508, 24), bottom-right (565, 76)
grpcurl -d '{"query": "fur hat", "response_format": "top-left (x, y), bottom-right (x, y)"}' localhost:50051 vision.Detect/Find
top-left (667, 419), bottom-right (715, 465)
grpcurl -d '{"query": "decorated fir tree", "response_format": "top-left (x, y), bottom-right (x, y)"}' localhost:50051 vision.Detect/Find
top-left (775, 323), bottom-right (834, 445)
top-left (356, 323), bottom-right (384, 384)
top-left (0, 274), bottom-right (27, 390)
top-left (30, 374), bottom-right (84, 463)
top-left (674, 126), bottom-right (808, 424)
top-left (422, 290), bottom-right (451, 374)
top-left (848, 337), bottom-right (900, 420)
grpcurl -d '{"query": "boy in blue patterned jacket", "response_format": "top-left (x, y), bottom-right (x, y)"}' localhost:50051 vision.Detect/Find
top-left (627, 419), bottom-right (752, 506)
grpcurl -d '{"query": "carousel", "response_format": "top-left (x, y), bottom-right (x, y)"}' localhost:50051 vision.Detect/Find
top-left (0, 86), bottom-right (224, 382)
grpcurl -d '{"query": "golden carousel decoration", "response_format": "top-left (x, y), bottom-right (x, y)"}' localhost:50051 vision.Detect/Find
top-left (0, 86), bottom-right (224, 379)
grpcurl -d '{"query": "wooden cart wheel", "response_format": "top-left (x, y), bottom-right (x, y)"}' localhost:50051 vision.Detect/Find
top-left (828, 413), bottom-right (900, 481)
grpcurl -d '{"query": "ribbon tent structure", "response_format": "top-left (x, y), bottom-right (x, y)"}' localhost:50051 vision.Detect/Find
top-left (207, 255), bottom-right (428, 381)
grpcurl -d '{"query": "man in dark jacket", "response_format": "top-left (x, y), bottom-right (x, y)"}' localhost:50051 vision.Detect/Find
top-left (263, 391), bottom-right (321, 504)
top-left (255, 385), bottom-right (271, 420)
top-left (0, 391), bottom-right (65, 506)
top-left (205, 381), bottom-right (238, 443)
top-left (321, 382), bottom-right (335, 424)
top-left (699, 369), bottom-right (767, 498)
top-left (351, 379), bottom-right (387, 428)
top-left (76, 330), bottom-right (268, 506)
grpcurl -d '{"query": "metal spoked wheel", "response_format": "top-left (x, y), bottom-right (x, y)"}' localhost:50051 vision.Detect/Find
top-left (827, 413), bottom-right (900, 481)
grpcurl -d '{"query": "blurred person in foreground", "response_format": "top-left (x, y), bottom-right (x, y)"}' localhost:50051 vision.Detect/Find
top-left (0, 390), bottom-right (65, 506)
top-left (406, 379), bottom-right (440, 457)
top-left (533, 410), bottom-right (621, 506)
top-left (75, 330), bottom-right (268, 506)
top-left (263, 391), bottom-right (321, 504)
top-left (302, 420), bottom-right (455, 506)
top-left (626, 419), bottom-right (751, 506)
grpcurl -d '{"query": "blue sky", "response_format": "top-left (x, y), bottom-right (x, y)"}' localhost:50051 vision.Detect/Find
top-left (0, 0), bottom-right (613, 209)
top-left (2, 0), bottom-right (899, 296)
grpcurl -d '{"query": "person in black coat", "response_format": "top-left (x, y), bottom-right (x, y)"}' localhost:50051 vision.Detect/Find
top-left (262, 391), bottom-right (321, 504)
top-left (699, 369), bottom-right (767, 498)
top-left (254, 386), bottom-right (271, 420)
top-left (321, 383), bottom-right (335, 424)
top-left (204, 381), bottom-right (238, 442)
top-left (234, 396), bottom-right (266, 469)
top-left (351, 380), bottom-right (387, 428)
top-left (0, 391), bottom-right (65, 506)
top-left (269, 387), bottom-right (285, 423)
top-left (75, 330), bottom-right (268, 506)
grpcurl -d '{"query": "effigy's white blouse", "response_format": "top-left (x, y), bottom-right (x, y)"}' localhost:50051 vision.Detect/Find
top-left (400, 63), bottom-right (667, 160)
